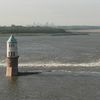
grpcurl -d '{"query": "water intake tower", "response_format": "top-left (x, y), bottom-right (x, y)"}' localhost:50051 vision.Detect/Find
top-left (6, 35), bottom-right (19, 77)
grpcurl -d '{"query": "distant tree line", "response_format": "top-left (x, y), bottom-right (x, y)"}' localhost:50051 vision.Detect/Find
top-left (0, 25), bottom-right (66, 34)
top-left (59, 26), bottom-right (100, 30)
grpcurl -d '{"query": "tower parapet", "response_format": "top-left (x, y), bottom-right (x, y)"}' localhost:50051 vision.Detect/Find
top-left (6, 35), bottom-right (19, 77)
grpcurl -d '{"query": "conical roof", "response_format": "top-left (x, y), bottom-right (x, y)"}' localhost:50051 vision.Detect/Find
top-left (7, 35), bottom-right (17, 43)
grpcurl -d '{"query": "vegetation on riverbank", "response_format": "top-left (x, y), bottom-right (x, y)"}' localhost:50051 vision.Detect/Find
top-left (0, 25), bottom-right (66, 34)
top-left (0, 25), bottom-right (92, 36)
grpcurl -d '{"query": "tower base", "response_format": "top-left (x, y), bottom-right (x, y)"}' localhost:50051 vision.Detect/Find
top-left (6, 57), bottom-right (19, 77)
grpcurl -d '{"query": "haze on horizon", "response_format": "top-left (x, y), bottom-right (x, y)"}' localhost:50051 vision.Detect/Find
top-left (0, 0), bottom-right (100, 26)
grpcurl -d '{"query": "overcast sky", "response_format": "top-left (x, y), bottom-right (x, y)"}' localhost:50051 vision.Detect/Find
top-left (0, 0), bottom-right (100, 26)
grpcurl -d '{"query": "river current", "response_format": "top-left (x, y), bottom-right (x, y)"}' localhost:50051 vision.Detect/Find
top-left (1, 33), bottom-right (100, 67)
top-left (0, 33), bottom-right (100, 100)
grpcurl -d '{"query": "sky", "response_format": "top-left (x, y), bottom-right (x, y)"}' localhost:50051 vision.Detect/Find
top-left (0, 0), bottom-right (100, 26)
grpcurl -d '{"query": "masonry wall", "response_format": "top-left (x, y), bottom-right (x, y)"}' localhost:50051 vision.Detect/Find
top-left (6, 57), bottom-right (18, 76)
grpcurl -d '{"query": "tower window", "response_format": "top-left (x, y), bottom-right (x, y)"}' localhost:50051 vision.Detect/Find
top-left (8, 52), bottom-right (15, 57)
top-left (11, 52), bottom-right (13, 57)
top-left (9, 52), bottom-right (10, 56)
top-left (11, 52), bottom-right (15, 56)
top-left (11, 44), bottom-right (15, 47)
top-left (13, 52), bottom-right (15, 56)
top-left (9, 44), bottom-right (15, 48)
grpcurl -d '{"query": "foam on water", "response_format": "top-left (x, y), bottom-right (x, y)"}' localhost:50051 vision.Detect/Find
top-left (51, 70), bottom-right (100, 75)
top-left (1, 59), bottom-right (100, 68)
top-left (1, 60), bottom-right (100, 76)
top-left (18, 60), bottom-right (100, 67)
top-left (0, 63), bottom-right (5, 67)
top-left (0, 61), bottom-right (100, 68)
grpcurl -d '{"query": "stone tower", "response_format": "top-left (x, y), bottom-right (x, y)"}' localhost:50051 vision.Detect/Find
top-left (6, 35), bottom-right (19, 77)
